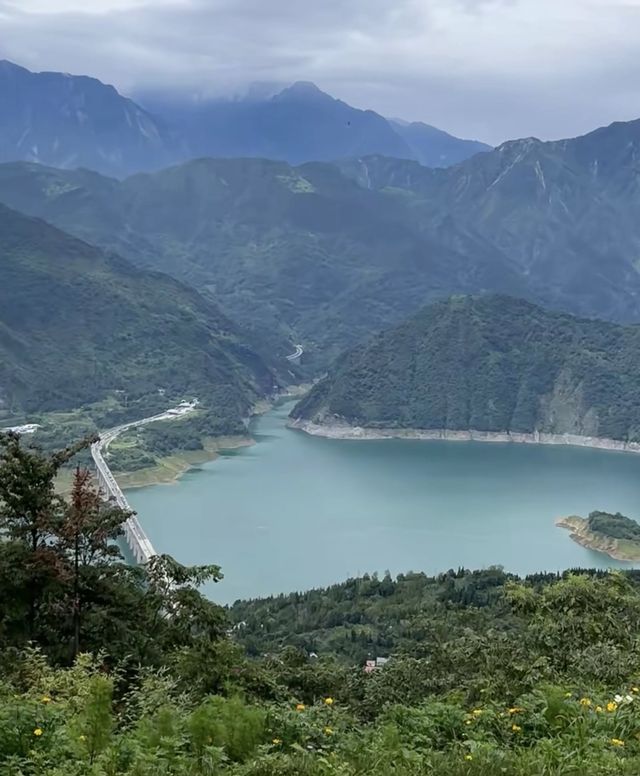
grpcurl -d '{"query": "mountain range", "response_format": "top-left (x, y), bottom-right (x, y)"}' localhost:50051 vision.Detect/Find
top-left (0, 60), bottom-right (174, 178)
top-left (292, 295), bottom-right (640, 443)
top-left (0, 203), bottom-right (282, 423)
top-left (0, 60), bottom-right (490, 177)
top-left (1, 110), bottom-right (640, 368)
top-left (0, 158), bottom-right (525, 366)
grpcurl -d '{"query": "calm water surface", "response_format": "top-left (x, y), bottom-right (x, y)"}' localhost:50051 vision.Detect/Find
top-left (127, 402), bottom-right (640, 603)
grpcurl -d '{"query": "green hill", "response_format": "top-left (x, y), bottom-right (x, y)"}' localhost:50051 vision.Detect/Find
top-left (0, 203), bottom-right (281, 428)
top-left (3, 116), bottom-right (640, 370)
top-left (0, 159), bottom-right (531, 366)
top-left (291, 295), bottom-right (640, 441)
top-left (337, 119), bottom-right (640, 324)
top-left (4, 434), bottom-right (640, 774)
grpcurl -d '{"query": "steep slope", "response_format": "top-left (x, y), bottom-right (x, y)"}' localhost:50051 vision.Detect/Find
top-left (151, 82), bottom-right (412, 164)
top-left (389, 119), bottom-right (491, 167)
top-left (0, 203), bottom-right (281, 420)
top-left (4, 116), bottom-right (640, 371)
top-left (141, 81), bottom-right (489, 167)
top-left (292, 295), bottom-right (640, 442)
top-left (0, 60), bottom-right (175, 177)
top-left (0, 61), bottom-right (494, 174)
top-left (0, 159), bottom-right (523, 366)
top-left (337, 117), bottom-right (640, 323)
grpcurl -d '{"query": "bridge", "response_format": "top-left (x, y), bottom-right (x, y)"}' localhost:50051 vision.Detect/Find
top-left (91, 401), bottom-right (197, 564)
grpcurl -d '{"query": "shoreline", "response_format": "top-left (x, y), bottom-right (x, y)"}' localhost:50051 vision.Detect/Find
top-left (288, 419), bottom-right (640, 455)
top-left (118, 435), bottom-right (254, 491)
top-left (556, 516), bottom-right (640, 562)
top-left (117, 385), bottom-right (309, 491)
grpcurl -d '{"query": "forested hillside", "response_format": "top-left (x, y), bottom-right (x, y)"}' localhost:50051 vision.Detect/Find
top-left (337, 118), bottom-right (640, 324)
top-left (0, 203), bottom-right (282, 428)
top-left (292, 295), bottom-right (640, 441)
top-left (0, 159), bottom-right (522, 365)
top-left (2, 113), bottom-right (640, 367)
top-left (3, 433), bottom-right (640, 774)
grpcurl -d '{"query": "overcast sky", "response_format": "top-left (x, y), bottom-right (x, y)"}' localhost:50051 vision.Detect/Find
top-left (1, 0), bottom-right (639, 144)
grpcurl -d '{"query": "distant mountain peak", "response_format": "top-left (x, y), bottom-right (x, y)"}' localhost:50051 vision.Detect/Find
top-left (497, 137), bottom-right (542, 152)
top-left (0, 59), bottom-right (28, 74)
top-left (274, 81), bottom-right (329, 101)
top-left (0, 61), bottom-right (492, 173)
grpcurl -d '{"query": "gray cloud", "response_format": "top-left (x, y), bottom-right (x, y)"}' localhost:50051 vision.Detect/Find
top-left (0, 0), bottom-right (639, 144)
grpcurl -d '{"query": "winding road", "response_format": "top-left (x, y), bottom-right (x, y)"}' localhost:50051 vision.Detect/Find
top-left (91, 401), bottom-right (197, 563)
top-left (286, 344), bottom-right (304, 361)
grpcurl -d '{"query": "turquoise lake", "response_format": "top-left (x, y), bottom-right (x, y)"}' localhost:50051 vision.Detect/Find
top-left (127, 402), bottom-right (640, 604)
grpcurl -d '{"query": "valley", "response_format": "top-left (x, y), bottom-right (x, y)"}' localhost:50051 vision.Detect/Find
top-left (3, 13), bottom-right (640, 772)
top-left (128, 402), bottom-right (637, 604)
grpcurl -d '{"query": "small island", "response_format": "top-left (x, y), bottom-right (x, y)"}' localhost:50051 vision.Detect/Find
top-left (556, 510), bottom-right (640, 562)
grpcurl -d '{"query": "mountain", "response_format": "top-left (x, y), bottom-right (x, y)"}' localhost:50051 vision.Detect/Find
top-left (389, 119), bottom-right (491, 167)
top-left (139, 81), bottom-right (490, 167)
top-left (146, 81), bottom-right (413, 164)
top-left (0, 203), bottom-right (281, 421)
top-left (0, 159), bottom-right (524, 367)
top-left (0, 61), bottom-right (489, 174)
top-left (4, 116), bottom-right (640, 369)
top-left (291, 295), bottom-right (640, 443)
top-left (335, 117), bottom-right (640, 324)
top-left (0, 60), bottom-right (175, 177)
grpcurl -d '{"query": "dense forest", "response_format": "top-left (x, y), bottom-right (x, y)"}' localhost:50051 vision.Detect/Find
top-left (3, 432), bottom-right (640, 773)
top-left (587, 511), bottom-right (640, 542)
top-left (4, 110), bottom-right (640, 373)
top-left (293, 295), bottom-right (640, 442)
top-left (0, 203), bottom-right (284, 424)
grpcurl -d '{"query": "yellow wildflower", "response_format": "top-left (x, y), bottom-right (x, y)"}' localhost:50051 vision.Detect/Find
top-left (508, 707), bottom-right (524, 715)
top-left (464, 754), bottom-right (473, 761)
top-left (272, 738), bottom-right (282, 745)
top-left (41, 696), bottom-right (51, 704)
top-left (633, 687), bottom-right (640, 694)
top-left (324, 727), bottom-right (333, 735)
top-left (79, 735), bottom-right (86, 742)
top-left (465, 719), bottom-right (472, 725)
top-left (511, 724), bottom-right (522, 733)
top-left (471, 708), bottom-right (483, 716)
top-left (607, 701), bottom-right (618, 713)
top-left (296, 703), bottom-right (305, 712)
top-left (579, 698), bottom-right (592, 707)
top-left (324, 697), bottom-right (334, 706)
top-left (611, 738), bottom-right (625, 747)
top-left (564, 692), bottom-right (572, 698)
top-left (595, 706), bottom-right (603, 713)
top-left (33, 728), bottom-right (43, 737)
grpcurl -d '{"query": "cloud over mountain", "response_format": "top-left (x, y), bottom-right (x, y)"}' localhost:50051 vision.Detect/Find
top-left (1, 0), bottom-right (639, 144)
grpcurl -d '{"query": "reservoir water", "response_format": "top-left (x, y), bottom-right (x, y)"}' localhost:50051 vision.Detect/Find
top-left (127, 402), bottom-right (640, 604)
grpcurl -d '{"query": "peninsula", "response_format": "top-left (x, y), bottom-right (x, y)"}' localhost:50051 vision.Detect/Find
top-left (291, 295), bottom-right (640, 448)
top-left (556, 511), bottom-right (640, 562)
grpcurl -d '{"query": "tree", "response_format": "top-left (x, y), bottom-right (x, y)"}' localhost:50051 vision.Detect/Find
top-left (0, 432), bottom-right (95, 640)
top-left (57, 467), bottom-right (130, 660)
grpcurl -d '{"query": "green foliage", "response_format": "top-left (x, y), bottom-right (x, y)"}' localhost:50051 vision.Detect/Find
top-left (587, 511), bottom-right (640, 541)
top-left (5, 130), bottom-right (640, 378)
top-left (6, 433), bottom-right (640, 773)
top-left (294, 294), bottom-right (640, 441)
top-left (0, 433), bottom-right (229, 668)
top-left (231, 568), bottom-right (513, 663)
top-left (0, 159), bottom-right (522, 371)
top-left (0, 203), bottom-right (282, 433)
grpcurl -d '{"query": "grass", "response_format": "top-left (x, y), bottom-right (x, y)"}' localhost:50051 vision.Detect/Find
top-left (116, 436), bottom-right (254, 490)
